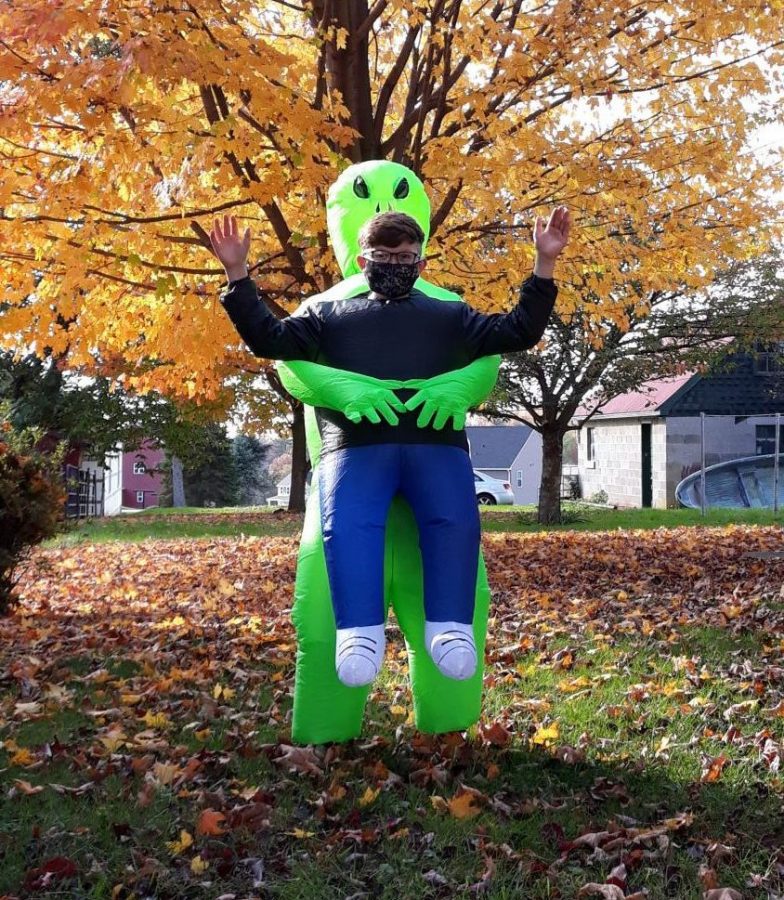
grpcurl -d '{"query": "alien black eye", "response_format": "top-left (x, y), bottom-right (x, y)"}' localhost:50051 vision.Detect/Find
top-left (393, 178), bottom-right (409, 199)
top-left (353, 176), bottom-right (370, 199)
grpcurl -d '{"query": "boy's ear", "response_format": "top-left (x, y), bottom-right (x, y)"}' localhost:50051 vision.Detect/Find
top-left (417, 258), bottom-right (427, 273)
top-left (357, 254), bottom-right (367, 270)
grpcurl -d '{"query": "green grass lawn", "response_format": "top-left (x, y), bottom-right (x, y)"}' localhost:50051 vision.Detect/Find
top-left (481, 503), bottom-right (783, 533)
top-left (47, 506), bottom-right (305, 544)
top-left (46, 502), bottom-right (783, 545)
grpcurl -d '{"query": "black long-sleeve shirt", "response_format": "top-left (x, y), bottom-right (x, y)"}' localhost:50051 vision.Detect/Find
top-left (221, 275), bottom-right (557, 454)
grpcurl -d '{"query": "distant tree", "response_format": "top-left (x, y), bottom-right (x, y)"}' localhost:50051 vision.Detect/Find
top-left (0, 351), bottom-right (232, 506)
top-left (1, 351), bottom-right (136, 461)
top-left (161, 423), bottom-right (239, 508)
top-left (233, 434), bottom-right (277, 506)
top-left (484, 250), bottom-right (784, 523)
top-left (267, 451), bottom-right (293, 485)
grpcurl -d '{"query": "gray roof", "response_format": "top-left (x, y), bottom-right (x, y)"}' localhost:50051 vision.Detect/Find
top-left (465, 425), bottom-right (534, 468)
top-left (663, 355), bottom-right (784, 416)
top-left (579, 352), bottom-right (784, 422)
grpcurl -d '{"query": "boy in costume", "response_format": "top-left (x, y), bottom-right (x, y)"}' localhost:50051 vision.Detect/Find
top-left (212, 198), bottom-right (570, 691)
top-left (267, 161), bottom-right (503, 743)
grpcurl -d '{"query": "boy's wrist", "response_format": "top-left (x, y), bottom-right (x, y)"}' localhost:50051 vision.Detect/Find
top-left (225, 264), bottom-right (249, 283)
top-left (533, 254), bottom-right (556, 279)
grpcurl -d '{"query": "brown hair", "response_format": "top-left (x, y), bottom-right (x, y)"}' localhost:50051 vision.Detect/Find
top-left (358, 212), bottom-right (424, 249)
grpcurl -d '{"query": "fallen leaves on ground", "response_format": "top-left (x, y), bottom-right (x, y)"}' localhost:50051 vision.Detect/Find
top-left (0, 524), bottom-right (782, 897)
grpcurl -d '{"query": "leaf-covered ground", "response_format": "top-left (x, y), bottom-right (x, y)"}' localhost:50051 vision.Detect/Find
top-left (1, 524), bottom-right (783, 899)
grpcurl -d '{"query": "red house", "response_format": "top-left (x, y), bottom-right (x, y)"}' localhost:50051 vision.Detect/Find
top-left (122, 439), bottom-right (166, 510)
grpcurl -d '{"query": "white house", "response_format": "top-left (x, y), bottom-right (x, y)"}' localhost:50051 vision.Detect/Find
top-left (66, 446), bottom-right (124, 517)
top-left (574, 353), bottom-right (784, 508)
top-left (466, 425), bottom-right (542, 505)
top-left (268, 472), bottom-right (311, 507)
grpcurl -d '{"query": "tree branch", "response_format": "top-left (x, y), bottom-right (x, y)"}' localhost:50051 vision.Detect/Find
top-left (354, 0), bottom-right (388, 44)
top-left (80, 198), bottom-right (254, 225)
top-left (373, 23), bottom-right (421, 145)
top-left (261, 201), bottom-right (318, 290)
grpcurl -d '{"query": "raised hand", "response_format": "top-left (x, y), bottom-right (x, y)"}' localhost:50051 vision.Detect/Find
top-left (209, 214), bottom-right (251, 281)
top-left (534, 205), bottom-right (571, 260)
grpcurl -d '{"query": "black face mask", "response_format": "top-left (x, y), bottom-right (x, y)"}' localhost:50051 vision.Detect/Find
top-left (364, 260), bottom-right (419, 299)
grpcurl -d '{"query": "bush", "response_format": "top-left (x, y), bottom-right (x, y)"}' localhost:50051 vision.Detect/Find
top-left (0, 424), bottom-right (65, 615)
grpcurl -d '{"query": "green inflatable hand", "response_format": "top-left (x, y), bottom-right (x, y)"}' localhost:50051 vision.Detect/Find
top-left (278, 360), bottom-right (407, 426)
top-left (404, 359), bottom-right (500, 430)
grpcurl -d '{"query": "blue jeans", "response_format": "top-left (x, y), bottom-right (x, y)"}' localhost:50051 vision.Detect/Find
top-left (318, 443), bottom-right (481, 629)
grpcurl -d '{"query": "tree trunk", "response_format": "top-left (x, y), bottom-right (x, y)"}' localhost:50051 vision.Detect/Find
top-left (288, 403), bottom-right (309, 513)
top-left (262, 368), bottom-right (309, 513)
top-left (312, 0), bottom-right (376, 160)
top-left (537, 426), bottom-right (564, 525)
top-left (171, 454), bottom-right (186, 507)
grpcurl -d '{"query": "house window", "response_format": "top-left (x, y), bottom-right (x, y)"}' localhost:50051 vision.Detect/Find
top-left (756, 424), bottom-right (784, 456)
top-left (586, 427), bottom-right (595, 462)
top-left (136, 490), bottom-right (145, 505)
top-left (133, 461), bottom-right (146, 474)
top-left (753, 341), bottom-right (784, 375)
top-left (516, 470), bottom-right (523, 488)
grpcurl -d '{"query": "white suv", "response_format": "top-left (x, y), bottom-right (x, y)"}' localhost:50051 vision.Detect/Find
top-left (473, 470), bottom-right (515, 505)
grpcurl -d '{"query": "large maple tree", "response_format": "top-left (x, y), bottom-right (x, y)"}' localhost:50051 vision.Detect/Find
top-left (1, 1), bottom-right (782, 508)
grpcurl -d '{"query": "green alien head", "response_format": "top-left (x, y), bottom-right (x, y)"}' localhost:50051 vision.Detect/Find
top-left (326, 160), bottom-right (431, 278)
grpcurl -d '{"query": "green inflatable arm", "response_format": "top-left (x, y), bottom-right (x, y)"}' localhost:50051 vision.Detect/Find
top-left (277, 362), bottom-right (408, 426)
top-left (277, 356), bottom-right (500, 431)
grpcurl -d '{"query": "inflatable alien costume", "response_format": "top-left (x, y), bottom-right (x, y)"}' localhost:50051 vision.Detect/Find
top-left (275, 161), bottom-right (501, 744)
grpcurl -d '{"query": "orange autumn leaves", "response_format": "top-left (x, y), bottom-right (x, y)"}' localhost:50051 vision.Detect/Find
top-left (481, 525), bottom-right (784, 642)
top-left (10, 524), bottom-right (783, 640)
top-left (431, 786), bottom-right (485, 819)
top-left (196, 808), bottom-right (227, 837)
top-left (4, 523), bottom-right (781, 786)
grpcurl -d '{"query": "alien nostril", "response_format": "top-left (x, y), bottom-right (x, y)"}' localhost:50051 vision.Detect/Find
top-left (375, 204), bottom-right (380, 213)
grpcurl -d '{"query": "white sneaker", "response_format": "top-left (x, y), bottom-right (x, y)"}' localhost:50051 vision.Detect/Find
top-left (335, 624), bottom-right (386, 687)
top-left (425, 621), bottom-right (477, 680)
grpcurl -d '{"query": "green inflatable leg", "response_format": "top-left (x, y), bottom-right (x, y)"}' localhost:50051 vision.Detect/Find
top-left (386, 498), bottom-right (490, 734)
top-left (290, 479), bottom-right (373, 745)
